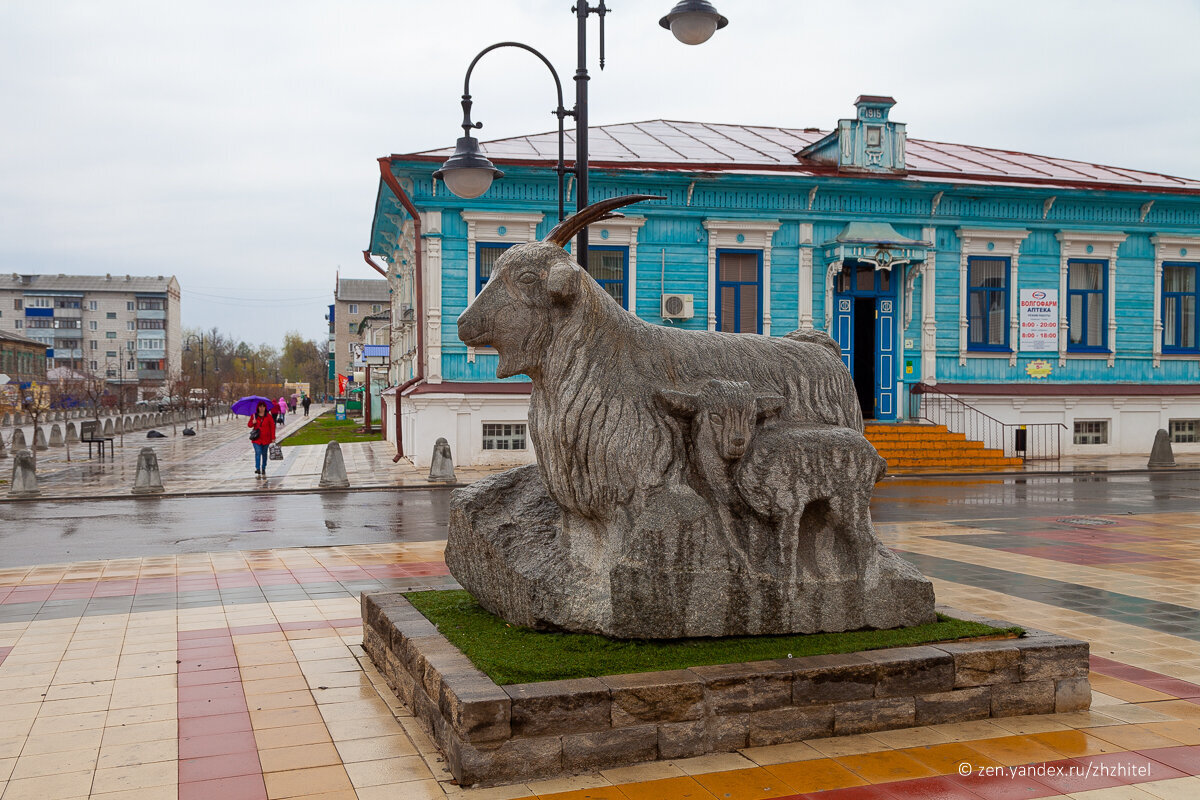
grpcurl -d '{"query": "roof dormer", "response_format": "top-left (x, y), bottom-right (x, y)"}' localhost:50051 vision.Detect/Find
top-left (798, 95), bottom-right (907, 174)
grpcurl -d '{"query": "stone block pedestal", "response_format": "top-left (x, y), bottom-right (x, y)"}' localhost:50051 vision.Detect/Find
top-left (362, 592), bottom-right (1090, 788)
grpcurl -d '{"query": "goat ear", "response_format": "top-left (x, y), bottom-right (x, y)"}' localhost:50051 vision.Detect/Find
top-left (655, 389), bottom-right (697, 418)
top-left (546, 262), bottom-right (579, 303)
top-left (756, 395), bottom-right (785, 420)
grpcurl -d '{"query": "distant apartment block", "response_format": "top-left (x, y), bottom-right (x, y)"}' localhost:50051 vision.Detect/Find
top-left (332, 278), bottom-right (389, 378)
top-left (0, 273), bottom-right (181, 397)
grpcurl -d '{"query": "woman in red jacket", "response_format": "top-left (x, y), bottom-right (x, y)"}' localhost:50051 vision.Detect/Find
top-left (248, 401), bottom-right (276, 477)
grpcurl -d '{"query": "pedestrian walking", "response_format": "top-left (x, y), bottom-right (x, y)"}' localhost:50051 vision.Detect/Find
top-left (277, 396), bottom-right (287, 425)
top-left (302, 395), bottom-right (311, 416)
top-left (248, 401), bottom-right (276, 477)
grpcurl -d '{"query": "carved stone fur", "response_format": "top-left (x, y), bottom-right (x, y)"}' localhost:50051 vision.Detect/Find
top-left (447, 196), bottom-right (936, 637)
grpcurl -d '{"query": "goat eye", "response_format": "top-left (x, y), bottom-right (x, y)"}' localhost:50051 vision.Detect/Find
top-left (518, 273), bottom-right (538, 285)
top-left (709, 412), bottom-right (721, 423)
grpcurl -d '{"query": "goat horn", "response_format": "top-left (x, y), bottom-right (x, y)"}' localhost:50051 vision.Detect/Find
top-left (544, 194), bottom-right (665, 247)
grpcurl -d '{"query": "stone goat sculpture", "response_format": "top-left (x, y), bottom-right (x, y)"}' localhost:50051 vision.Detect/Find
top-left (446, 195), bottom-right (935, 638)
top-left (656, 379), bottom-right (782, 575)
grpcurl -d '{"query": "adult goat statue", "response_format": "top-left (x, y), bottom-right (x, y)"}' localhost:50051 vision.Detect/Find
top-left (447, 194), bottom-right (935, 638)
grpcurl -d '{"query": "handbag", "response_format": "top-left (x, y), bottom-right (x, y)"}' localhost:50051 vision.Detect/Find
top-left (249, 427), bottom-right (262, 442)
top-left (268, 442), bottom-right (283, 460)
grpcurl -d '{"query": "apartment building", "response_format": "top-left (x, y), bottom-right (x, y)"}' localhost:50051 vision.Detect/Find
top-left (0, 273), bottom-right (181, 398)
top-left (332, 278), bottom-right (389, 379)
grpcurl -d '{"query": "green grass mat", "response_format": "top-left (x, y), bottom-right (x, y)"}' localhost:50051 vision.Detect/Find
top-left (403, 589), bottom-right (1022, 685)
top-left (278, 412), bottom-right (382, 446)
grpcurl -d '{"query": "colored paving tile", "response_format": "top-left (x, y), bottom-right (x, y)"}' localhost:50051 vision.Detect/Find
top-left (936, 533), bottom-right (1172, 565)
top-left (2, 513), bottom-right (1200, 798)
top-left (895, 550), bottom-right (1200, 641)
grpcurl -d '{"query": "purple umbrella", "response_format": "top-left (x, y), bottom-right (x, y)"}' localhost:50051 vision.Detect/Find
top-left (231, 395), bottom-right (274, 416)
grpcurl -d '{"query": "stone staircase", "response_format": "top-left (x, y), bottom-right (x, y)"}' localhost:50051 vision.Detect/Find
top-left (865, 422), bottom-right (1024, 471)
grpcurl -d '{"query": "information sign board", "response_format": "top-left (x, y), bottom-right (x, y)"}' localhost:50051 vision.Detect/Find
top-left (1019, 289), bottom-right (1058, 352)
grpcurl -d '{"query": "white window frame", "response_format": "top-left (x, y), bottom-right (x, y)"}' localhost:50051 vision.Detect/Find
top-left (1169, 419), bottom-right (1200, 444)
top-left (1150, 234), bottom-right (1200, 367)
top-left (88, 300), bottom-right (97, 311)
top-left (702, 219), bottom-right (781, 334)
top-left (461, 211), bottom-right (544, 362)
top-left (462, 211), bottom-right (544, 302)
top-left (348, 303), bottom-right (358, 315)
top-left (481, 421), bottom-right (528, 451)
top-left (1054, 231), bottom-right (1126, 367)
top-left (1073, 419), bottom-right (1109, 445)
top-left (588, 216), bottom-right (645, 312)
top-left (955, 228), bottom-right (1029, 366)
top-left (88, 320), bottom-right (97, 331)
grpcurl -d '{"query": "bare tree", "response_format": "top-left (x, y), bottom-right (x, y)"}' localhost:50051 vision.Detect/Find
top-left (20, 382), bottom-right (50, 469)
top-left (162, 370), bottom-right (194, 436)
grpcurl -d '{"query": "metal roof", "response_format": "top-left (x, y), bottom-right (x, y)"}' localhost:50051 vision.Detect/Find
top-left (336, 278), bottom-right (390, 302)
top-left (409, 119), bottom-right (1200, 194)
top-left (2, 274), bottom-right (177, 293)
top-left (0, 329), bottom-right (47, 347)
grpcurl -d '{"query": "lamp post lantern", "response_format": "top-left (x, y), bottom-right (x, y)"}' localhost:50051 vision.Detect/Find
top-left (435, 2), bottom-right (726, 270)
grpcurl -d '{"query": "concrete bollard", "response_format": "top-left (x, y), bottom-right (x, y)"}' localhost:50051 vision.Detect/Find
top-left (0, 430), bottom-right (6, 459)
top-left (318, 441), bottom-right (350, 488)
top-left (9, 449), bottom-right (39, 498)
top-left (49, 424), bottom-right (63, 447)
top-left (33, 427), bottom-right (48, 451)
top-left (10, 428), bottom-right (27, 450)
top-left (115, 418), bottom-right (124, 435)
top-left (428, 437), bottom-right (456, 482)
top-left (65, 422), bottom-right (78, 443)
top-left (132, 447), bottom-right (165, 495)
top-left (1149, 428), bottom-right (1176, 468)
top-left (124, 416), bottom-right (132, 431)
top-left (0, 413), bottom-right (8, 425)
top-left (103, 418), bottom-right (114, 436)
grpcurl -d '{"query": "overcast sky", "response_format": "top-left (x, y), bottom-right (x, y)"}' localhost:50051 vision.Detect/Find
top-left (2, 1), bottom-right (1197, 347)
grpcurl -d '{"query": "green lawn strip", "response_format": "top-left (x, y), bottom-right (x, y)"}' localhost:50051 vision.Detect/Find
top-left (278, 412), bottom-right (382, 446)
top-left (403, 589), bottom-right (1022, 686)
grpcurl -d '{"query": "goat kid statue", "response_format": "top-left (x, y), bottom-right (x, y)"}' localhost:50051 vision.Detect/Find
top-left (448, 195), bottom-right (935, 638)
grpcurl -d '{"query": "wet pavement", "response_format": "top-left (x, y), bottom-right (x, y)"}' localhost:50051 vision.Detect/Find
top-left (874, 472), bottom-right (1200, 522)
top-left (4, 472), bottom-right (1199, 569)
top-left (0, 490), bottom-right (452, 568)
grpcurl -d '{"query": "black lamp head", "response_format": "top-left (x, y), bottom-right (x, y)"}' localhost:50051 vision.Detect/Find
top-left (659, 0), bottom-right (728, 45)
top-left (434, 136), bottom-right (505, 199)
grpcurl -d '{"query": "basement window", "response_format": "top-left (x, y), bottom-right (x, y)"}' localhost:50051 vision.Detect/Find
top-left (482, 423), bottom-right (527, 451)
top-left (1073, 420), bottom-right (1109, 445)
top-left (1170, 419), bottom-right (1199, 443)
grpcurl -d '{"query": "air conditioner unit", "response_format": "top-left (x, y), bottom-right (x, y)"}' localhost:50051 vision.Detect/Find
top-left (660, 293), bottom-right (694, 320)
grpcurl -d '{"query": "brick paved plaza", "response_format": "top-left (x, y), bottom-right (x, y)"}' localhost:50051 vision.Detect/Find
top-left (3, 493), bottom-right (1200, 798)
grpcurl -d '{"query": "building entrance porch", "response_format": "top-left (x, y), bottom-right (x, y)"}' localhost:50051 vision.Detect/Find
top-left (834, 261), bottom-right (898, 421)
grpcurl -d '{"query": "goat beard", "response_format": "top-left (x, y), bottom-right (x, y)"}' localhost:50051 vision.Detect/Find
top-left (494, 326), bottom-right (552, 380)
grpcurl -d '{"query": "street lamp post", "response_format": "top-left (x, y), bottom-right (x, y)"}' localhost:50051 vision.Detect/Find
top-left (184, 334), bottom-right (208, 427)
top-left (435, 1), bottom-right (727, 270)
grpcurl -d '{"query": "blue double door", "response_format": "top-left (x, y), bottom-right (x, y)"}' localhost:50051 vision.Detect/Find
top-left (832, 262), bottom-right (898, 421)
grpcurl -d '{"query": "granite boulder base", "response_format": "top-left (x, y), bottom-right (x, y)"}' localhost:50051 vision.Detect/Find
top-left (446, 195), bottom-right (935, 639)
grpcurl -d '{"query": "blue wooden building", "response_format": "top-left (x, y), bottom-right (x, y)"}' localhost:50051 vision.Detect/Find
top-left (368, 96), bottom-right (1200, 466)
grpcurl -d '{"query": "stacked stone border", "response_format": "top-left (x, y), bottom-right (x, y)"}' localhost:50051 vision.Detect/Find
top-left (361, 592), bottom-right (1090, 788)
